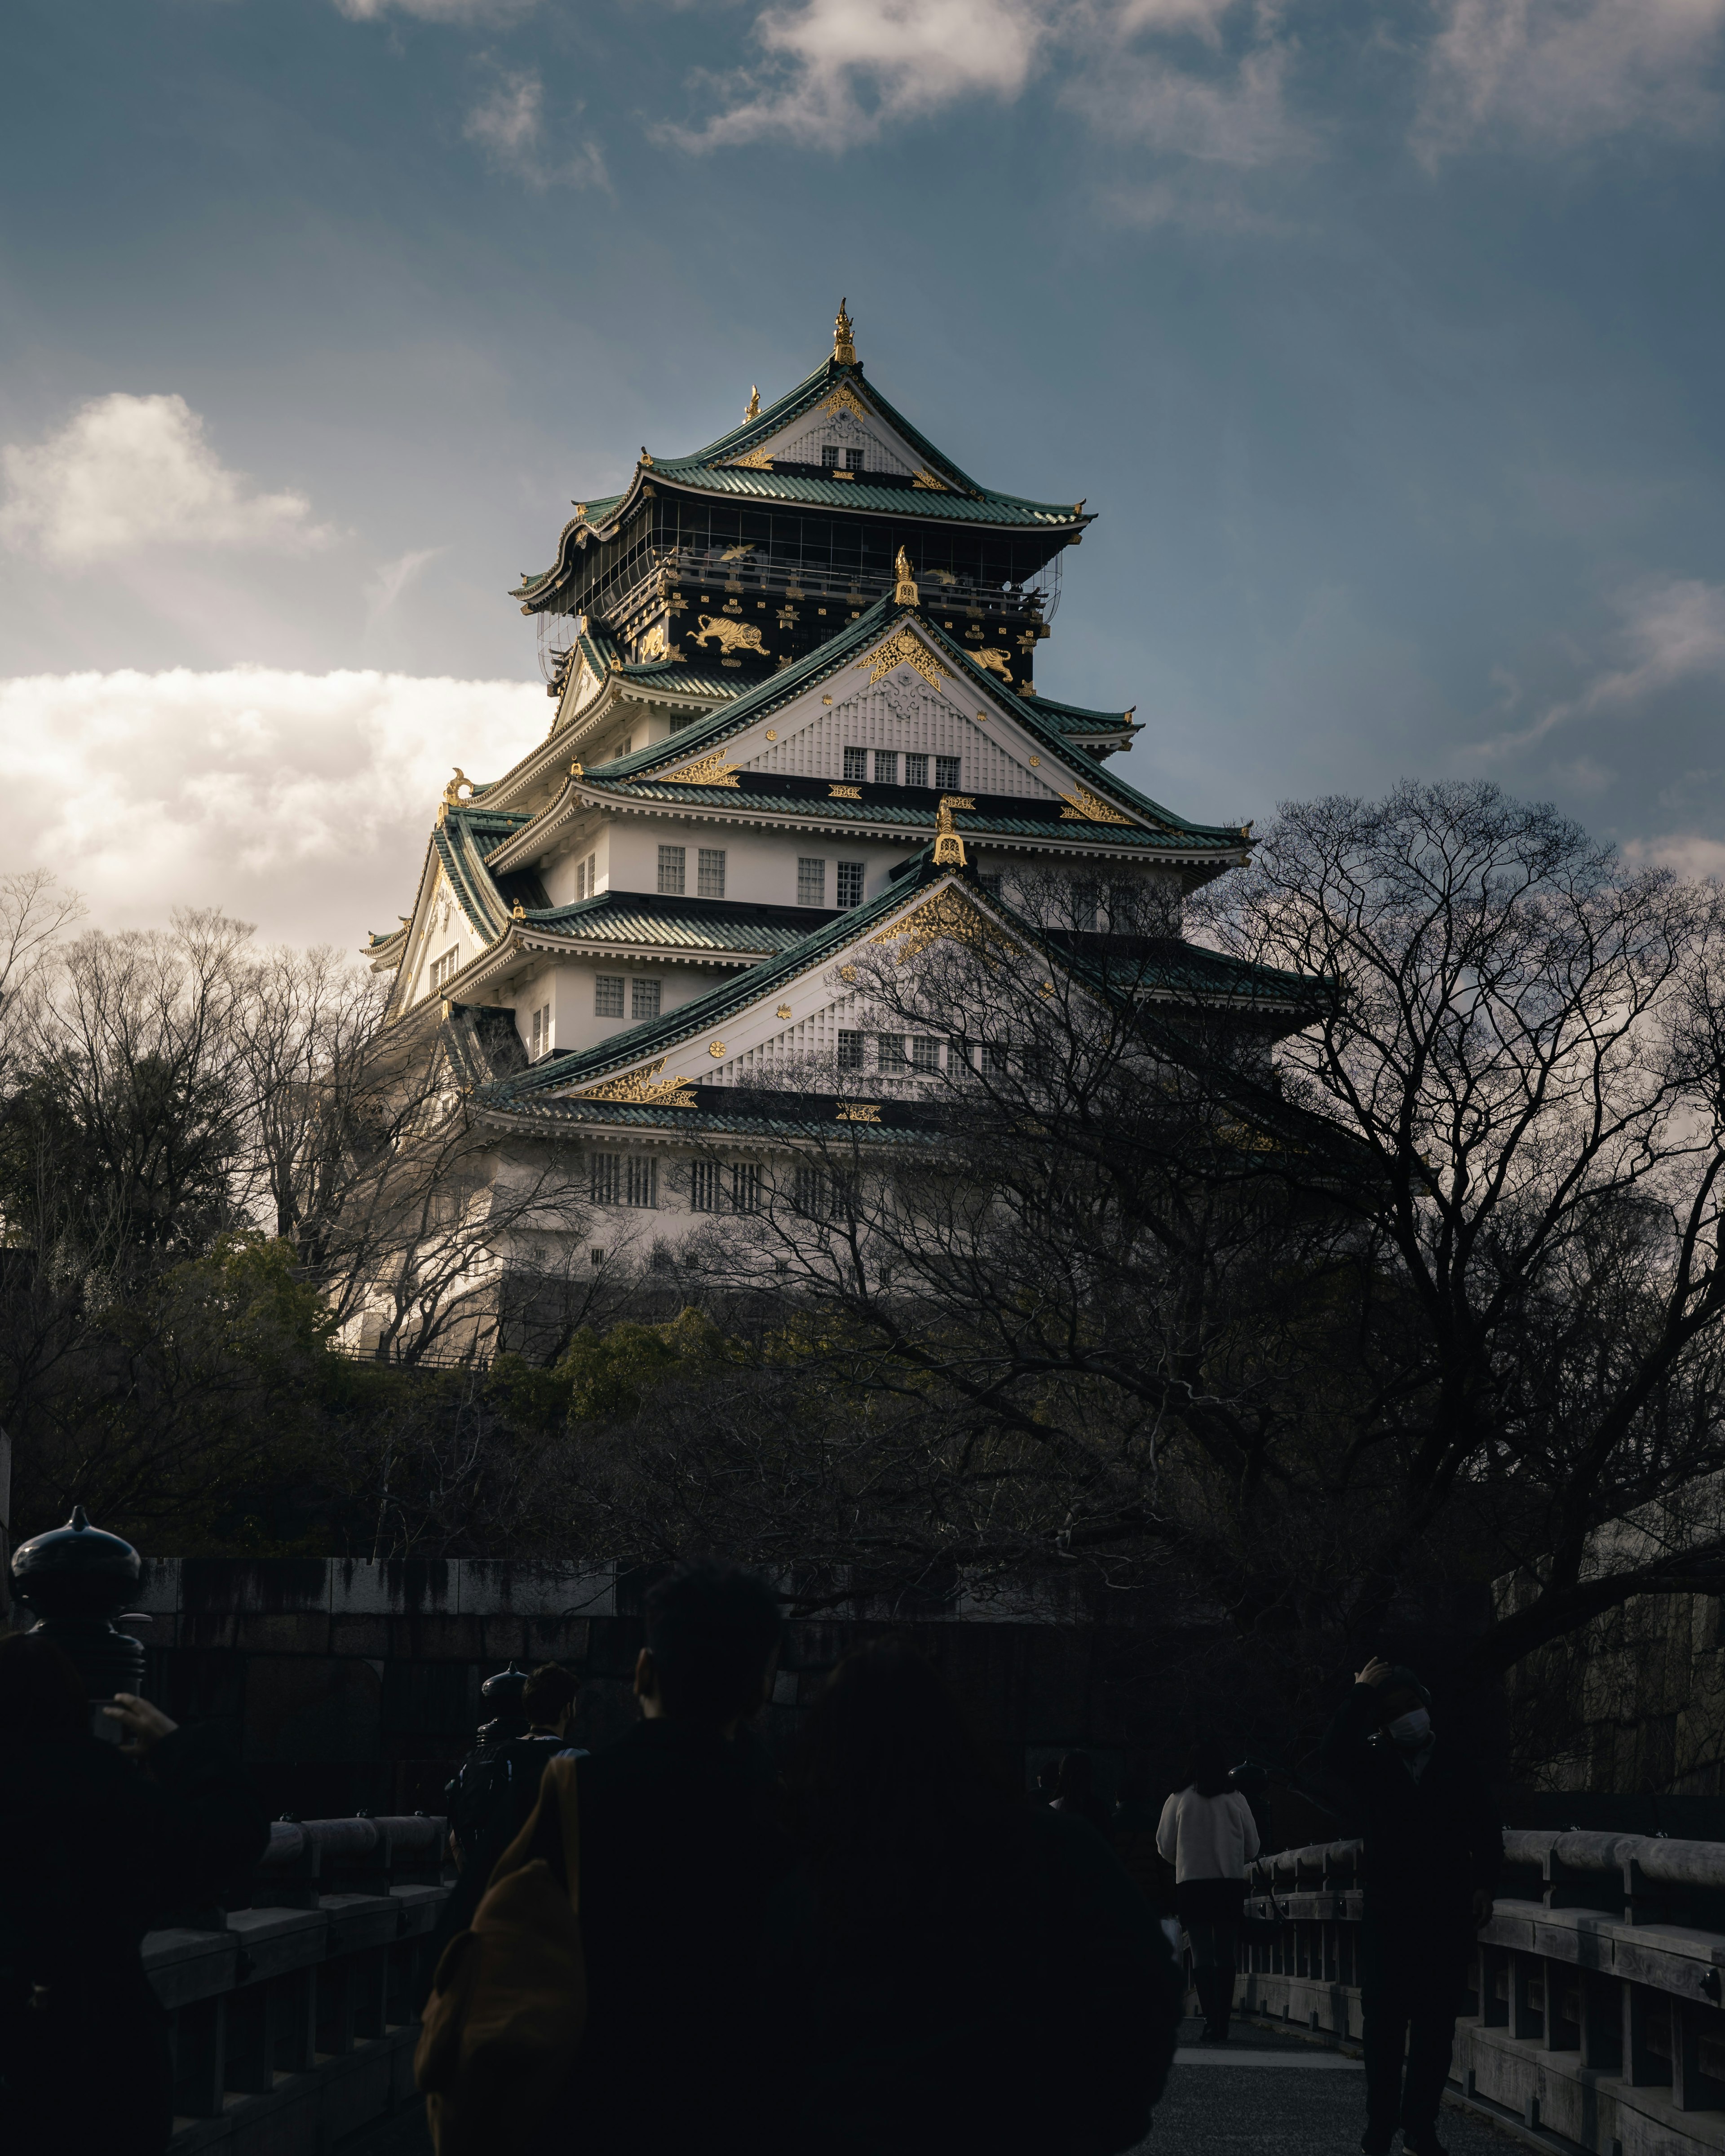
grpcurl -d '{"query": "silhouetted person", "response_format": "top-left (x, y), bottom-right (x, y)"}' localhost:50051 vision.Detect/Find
top-left (1320, 1658), bottom-right (1500, 2156)
top-left (768, 1644), bottom-right (1180, 2156)
top-left (432, 1661), bottom-right (587, 1955)
top-left (1049, 1748), bottom-right (1115, 1835)
top-left (0, 1632), bottom-right (267, 2155)
top-left (1156, 1739), bottom-right (1259, 2043)
top-left (522, 1561), bottom-right (787, 2156)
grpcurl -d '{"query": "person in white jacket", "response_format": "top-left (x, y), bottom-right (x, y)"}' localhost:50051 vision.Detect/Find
top-left (1156, 1741), bottom-right (1261, 2043)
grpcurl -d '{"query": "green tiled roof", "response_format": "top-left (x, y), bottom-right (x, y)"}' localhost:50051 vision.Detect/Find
top-left (614, 659), bottom-right (737, 699)
top-left (510, 358), bottom-right (1088, 605)
top-left (641, 461), bottom-right (1079, 527)
top-left (472, 857), bottom-right (1326, 1140)
top-left (1026, 693), bottom-right (1137, 736)
top-left (523, 888), bottom-right (842, 954)
top-left (580, 596), bottom-right (1240, 845)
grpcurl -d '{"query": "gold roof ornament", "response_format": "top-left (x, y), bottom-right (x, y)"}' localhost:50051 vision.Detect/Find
top-left (511, 901), bottom-right (525, 920)
top-left (442, 767), bottom-right (473, 805)
top-left (745, 385), bottom-right (760, 420)
top-left (833, 298), bottom-right (856, 366)
top-left (575, 1056), bottom-right (698, 1109)
top-left (893, 547), bottom-right (918, 606)
top-left (933, 798), bottom-right (967, 869)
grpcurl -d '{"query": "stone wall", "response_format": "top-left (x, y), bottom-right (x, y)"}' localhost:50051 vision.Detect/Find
top-left (130, 1556), bottom-right (1225, 1823)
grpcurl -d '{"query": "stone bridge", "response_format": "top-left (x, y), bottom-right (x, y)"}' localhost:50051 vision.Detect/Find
top-left (150, 1822), bottom-right (1725, 2156)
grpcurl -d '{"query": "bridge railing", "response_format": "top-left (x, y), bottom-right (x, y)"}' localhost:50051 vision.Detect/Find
top-left (1236, 1831), bottom-right (1725, 2156)
top-left (147, 1811), bottom-right (449, 2153)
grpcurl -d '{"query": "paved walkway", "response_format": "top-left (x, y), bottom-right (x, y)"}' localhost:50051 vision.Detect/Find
top-left (1140, 2019), bottom-right (1520, 2156)
top-left (356, 2019), bottom-right (1526, 2156)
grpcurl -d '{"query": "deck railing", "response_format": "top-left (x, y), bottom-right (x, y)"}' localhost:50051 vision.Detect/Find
top-left (1234, 1830), bottom-right (1725, 2156)
top-left (149, 1811), bottom-right (448, 2153)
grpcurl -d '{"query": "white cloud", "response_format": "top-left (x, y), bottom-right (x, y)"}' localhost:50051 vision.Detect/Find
top-left (0, 393), bottom-right (338, 569)
top-left (366, 547), bottom-right (448, 622)
top-left (1065, 31), bottom-right (1302, 167)
top-left (1416, 0), bottom-right (1725, 161)
top-left (0, 668), bottom-right (546, 945)
top-left (1474, 578), bottom-right (1725, 757)
top-left (668, 0), bottom-right (1050, 150)
top-left (1623, 832), bottom-right (1725, 881)
top-left (464, 67), bottom-right (609, 187)
top-left (334, 0), bottom-right (537, 20)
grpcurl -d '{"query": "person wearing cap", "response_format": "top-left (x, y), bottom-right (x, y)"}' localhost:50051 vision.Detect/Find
top-left (1319, 1657), bottom-right (1500, 2156)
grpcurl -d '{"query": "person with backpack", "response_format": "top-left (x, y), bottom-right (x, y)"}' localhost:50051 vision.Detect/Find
top-left (1319, 1658), bottom-right (1500, 2156)
top-left (1156, 1739), bottom-right (1260, 2043)
top-left (467, 1561), bottom-right (788, 2156)
top-left (766, 1644), bottom-right (1179, 2156)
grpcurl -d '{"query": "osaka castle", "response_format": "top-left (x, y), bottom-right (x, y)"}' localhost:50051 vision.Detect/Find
top-left (362, 304), bottom-right (1311, 1278)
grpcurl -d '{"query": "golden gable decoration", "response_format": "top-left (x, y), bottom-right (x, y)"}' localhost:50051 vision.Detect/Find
top-left (870, 887), bottom-right (1020, 964)
top-left (729, 448), bottom-right (774, 468)
top-left (575, 1057), bottom-right (698, 1108)
top-left (911, 468), bottom-right (949, 490)
top-left (823, 381), bottom-right (870, 422)
top-left (661, 747), bottom-right (741, 787)
top-left (857, 627), bottom-right (950, 689)
top-left (1058, 786), bottom-right (1135, 826)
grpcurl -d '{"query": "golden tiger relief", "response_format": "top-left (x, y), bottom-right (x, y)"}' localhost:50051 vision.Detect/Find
top-left (972, 648), bottom-right (1014, 685)
top-left (694, 615), bottom-right (770, 660)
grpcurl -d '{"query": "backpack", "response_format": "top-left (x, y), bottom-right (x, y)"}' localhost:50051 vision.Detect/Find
top-left (416, 1752), bottom-right (586, 2156)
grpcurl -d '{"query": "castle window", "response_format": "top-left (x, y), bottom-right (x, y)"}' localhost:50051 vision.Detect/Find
top-left (698, 848), bottom-right (727, 899)
top-left (631, 979), bottom-right (661, 1020)
top-left (658, 844), bottom-right (686, 896)
top-left (837, 1030), bottom-right (864, 1072)
top-left (904, 753), bottom-right (929, 789)
top-left (797, 857), bottom-right (826, 906)
top-left (575, 858), bottom-right (587, 901)
top-left (843, 747), bottom-right (867, 782)
top-left (530, 1003), bottom-right (553, 1058)
top-left (626, 1155), bottom-right (659, 1210)
top-left (730, 1163), bottom-right (761, 1214)
top-left (820, 445), bottom-right (864, 472)
top-left (911, 1037), bottom-right (941, 1074)
top-left (691, 1162), bottom-right (723, 1213)
top-left (595, 975), bottom-right (625, 1017)
top-left (671, 710), bottom-right (698, 732)
top-left (576, 852), bottom-right (597, 901)
top-left (836, 861), bottom-right (865, 908)
top-left (872, 751), bottom-right (898, 786)
top-left (430, 947), bottom-right (459, 990)
top-left (1072, 883), bottom-right (1100, 932)
top-left (935, 755), bottom-right (962, 791)
top-left (876, 1033), bottom-right (906, 1070)
top-left (978, 874), bottom-right (1003, 897)
top-left (794, 1165), bottom-right (830, 1217)
top-left (589, 1154), bottom-right (623, 1206)
top-left (981, 1043), bottom-right (1008, 1076)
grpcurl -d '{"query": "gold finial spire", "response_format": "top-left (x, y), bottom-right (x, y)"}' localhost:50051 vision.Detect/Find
top-left (833, 298), bottom-right (856, 366)
top-left (893, 546), bottom-right (918, 605)
top-left (933, 798), bottom-right (967, 868)
top-left (745, 384), bottom-right (760, 420)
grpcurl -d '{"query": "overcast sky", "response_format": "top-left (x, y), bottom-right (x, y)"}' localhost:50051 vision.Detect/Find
top-left (3, 0), bottom-right (1723, 946)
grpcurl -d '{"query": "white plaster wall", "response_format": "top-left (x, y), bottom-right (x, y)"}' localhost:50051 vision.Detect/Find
top-left (512, 958), bottom-right (720, 1061)
top-left (540, 822), bottom-right (609, 907)
top-left (744, 676), bottom-right (1057, 798)
top-left (600, 816), bottom-right (911, 911)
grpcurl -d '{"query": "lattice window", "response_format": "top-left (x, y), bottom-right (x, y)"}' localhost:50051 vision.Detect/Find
top-left (626, 1155), bottom-right (658, 1209)
top-left (911, 1037), bottom-right (941, 1074)
top-left (836, 861), bottom-right (865, 908)
top-left (595, 976), bottom-right (624, 1017)
top-left (589, 1154), bottom-right (623, 1205)
top-left (877, 1034), bottom-right (906, 1070)
top-left (731, 1163), bottom-right (762, 1213)
top-left (904, 753), bottom-right (929, 789)
top-left (843, 746), bottom-right (867, 782)
top-left (797, 857), bottom-right (826, 906)
top-left (430, 947), bottom-right (459, 990)
top-left (698, 848), bottom-right (726, 899)
top-left (658, 845), bottom-right (686, 896)
top-left (793, 1165), bottom-right (829, 1218)
top-left (631, 979), bottom-right (660, 1020)
top-left (837, 1029), bottom-right (865, 1071)
top-left (691, 1161), bottom-right (723, 1213)
top-left (936, 755), bottom-right (962, 791)
top-left (873, 750), bottom-right (898, 785)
